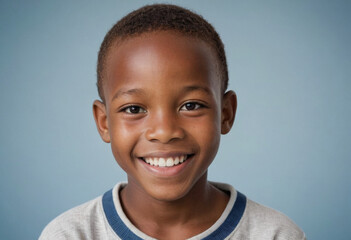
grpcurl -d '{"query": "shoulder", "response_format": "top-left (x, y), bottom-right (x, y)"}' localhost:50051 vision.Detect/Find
top-left (211, 182), bottom-right (305, 240)
top-left (39, 196), bottom-right (107, 240)
top-left (235, 198), bottom-right (306, 240)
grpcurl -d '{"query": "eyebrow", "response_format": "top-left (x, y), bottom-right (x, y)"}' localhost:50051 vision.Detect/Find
top-left (182, 85), bottom-right (212, 95)
top-left (112, 88), bottom-right (146, 101)
top-left (112, 85), bottom-right (211, 101)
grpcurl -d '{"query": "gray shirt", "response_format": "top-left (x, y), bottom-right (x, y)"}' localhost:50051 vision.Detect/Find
top-left (39, 182), bottom-right (306, 239)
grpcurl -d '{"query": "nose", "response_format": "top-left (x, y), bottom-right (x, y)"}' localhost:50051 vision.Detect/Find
top-left (145, 110), bottom-right (185, 143)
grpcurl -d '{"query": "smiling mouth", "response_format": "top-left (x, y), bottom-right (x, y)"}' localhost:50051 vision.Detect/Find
top-left (140, 154), bottom-right (193, 167)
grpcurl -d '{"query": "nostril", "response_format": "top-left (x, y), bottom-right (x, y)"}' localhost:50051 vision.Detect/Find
top-left (145, 123), bottom-right (185, 143)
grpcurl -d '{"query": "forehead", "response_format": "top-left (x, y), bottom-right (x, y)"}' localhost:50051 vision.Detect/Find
top-left (103, 31), bottom-right (221, 100)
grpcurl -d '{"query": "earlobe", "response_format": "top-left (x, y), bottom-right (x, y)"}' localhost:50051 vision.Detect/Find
top-left (221, 91), bottom-right (237, 134)
top-left (93, 100), bottom-right (111, 143)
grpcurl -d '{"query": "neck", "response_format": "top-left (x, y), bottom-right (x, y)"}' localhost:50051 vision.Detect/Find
top-left (119, 173), bottom-right (229, 239)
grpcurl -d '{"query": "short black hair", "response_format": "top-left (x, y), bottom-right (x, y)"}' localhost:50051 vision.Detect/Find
top-left (97, 4), bottom-right (228, 102)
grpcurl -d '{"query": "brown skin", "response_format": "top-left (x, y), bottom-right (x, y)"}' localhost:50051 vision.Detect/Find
top-left (93, 31), bottom-right (237, 239)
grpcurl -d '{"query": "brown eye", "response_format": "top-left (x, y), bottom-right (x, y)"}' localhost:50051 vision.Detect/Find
top-left (123, 105), bottom-right (146, 114)
top-left (180, 102), bottom-right (202, 111)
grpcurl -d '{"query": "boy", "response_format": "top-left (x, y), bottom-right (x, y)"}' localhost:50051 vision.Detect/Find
top-left (40, 4), bottom-right (305, 240)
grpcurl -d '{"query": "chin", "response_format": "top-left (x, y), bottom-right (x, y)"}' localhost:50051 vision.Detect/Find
top-left (144, 182), bottom-right (193, 202)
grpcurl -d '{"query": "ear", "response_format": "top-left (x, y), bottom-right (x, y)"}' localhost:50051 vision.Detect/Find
top-left (93, 100), bottom-right (111, 143)
top-left (221, 91), bottom-right (237, 134)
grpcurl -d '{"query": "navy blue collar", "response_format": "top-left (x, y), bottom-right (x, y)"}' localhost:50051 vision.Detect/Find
top-left (102, 186), bottom-right (246, 239)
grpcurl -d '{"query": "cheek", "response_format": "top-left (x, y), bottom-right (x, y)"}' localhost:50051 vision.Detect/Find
top-left (190, 114), bottom-right (221, 155)
top-left (108, 119), bottom-right (143, 166)
top-left (202, 127), bottom-right (221, 159)
top-left (205, 111), bottom-right (221, 150)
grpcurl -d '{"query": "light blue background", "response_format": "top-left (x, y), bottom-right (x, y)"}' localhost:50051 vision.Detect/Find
top-left (1, 0), bottom-right (350, 239)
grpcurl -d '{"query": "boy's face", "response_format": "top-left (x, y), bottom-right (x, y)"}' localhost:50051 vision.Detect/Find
top-left (93, 31), bottom-right (236, 201)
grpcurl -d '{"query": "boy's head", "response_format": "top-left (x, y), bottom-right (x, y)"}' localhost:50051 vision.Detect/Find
top-left (93, 4), bottom-right (237, 201)
top-left (97, 4), bottom-right (228, 103)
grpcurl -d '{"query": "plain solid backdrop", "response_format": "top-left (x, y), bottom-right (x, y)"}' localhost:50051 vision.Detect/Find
top-left (0, 0), bottom-right (350, 239)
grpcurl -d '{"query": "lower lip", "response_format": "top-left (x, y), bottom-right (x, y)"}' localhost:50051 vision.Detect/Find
top-left (138, 156), bottom-right (193, 177)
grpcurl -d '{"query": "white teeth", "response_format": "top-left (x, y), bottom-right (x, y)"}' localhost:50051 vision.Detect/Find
top-left (166, 158), bottom-right (174, 167)
top-left (158, 158), bottom-right (166, 167)
top-left (143, 155), bottom-right (189, 167)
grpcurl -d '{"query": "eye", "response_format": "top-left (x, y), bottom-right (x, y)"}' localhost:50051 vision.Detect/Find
top-left (180, 102), bottom-right (203, 111)
top-left (122, 105), bottom-right (146, 114)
